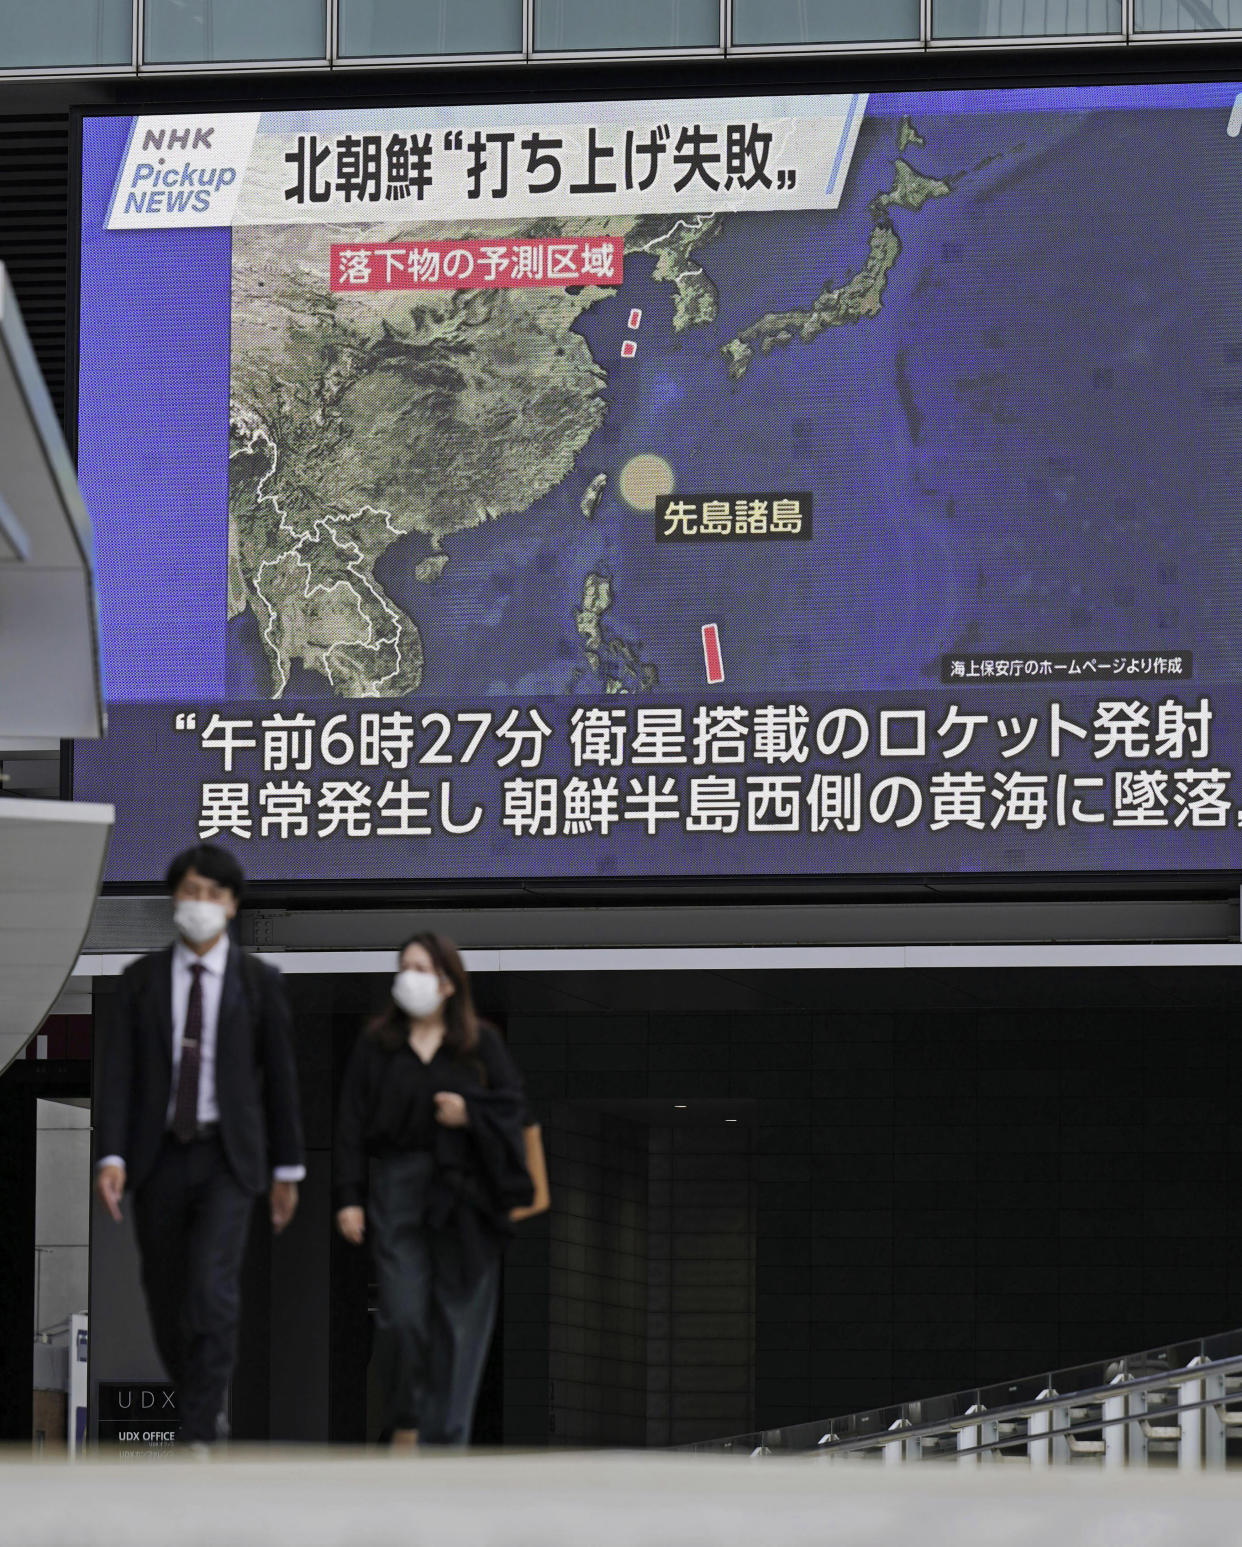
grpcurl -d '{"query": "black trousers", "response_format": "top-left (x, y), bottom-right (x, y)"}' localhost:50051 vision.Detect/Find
top-left (369, 1151), bottom-right (501, 1446)
top-left (132, 1133), bottom-right (255, 1444)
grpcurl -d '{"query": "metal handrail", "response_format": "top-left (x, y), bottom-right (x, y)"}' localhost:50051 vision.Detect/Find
top-left (946, 1388), bottom-right (1233, 1463)
top-left (816, 1353), bottom-right (1242, 1460)
top-left (688, 1334), bottom-right (1242, 1458)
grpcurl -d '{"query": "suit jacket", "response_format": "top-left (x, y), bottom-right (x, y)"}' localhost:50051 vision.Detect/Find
top-left (94, 942), bottom-right (306, 1196)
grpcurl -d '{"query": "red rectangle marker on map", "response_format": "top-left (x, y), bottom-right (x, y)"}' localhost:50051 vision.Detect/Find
top-left (702, 624), bottom-right (724, 684)
top-left (330, 237), bottom-right (623, 293)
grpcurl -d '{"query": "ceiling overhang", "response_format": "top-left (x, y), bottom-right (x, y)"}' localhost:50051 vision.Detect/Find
top-left (0, 797), bottom-right (113, 1074)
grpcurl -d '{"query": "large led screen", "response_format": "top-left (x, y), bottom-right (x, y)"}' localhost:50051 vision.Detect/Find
top-left (75, 86), bottom-right (1242, 883)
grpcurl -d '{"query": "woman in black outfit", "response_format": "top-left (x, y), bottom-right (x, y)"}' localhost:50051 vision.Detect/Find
top-left (334, 932), bottom-right (533, 1448)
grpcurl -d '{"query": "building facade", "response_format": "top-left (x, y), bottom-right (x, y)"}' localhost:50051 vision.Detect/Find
top-left (5, 0), bottom-right (1242, 1450)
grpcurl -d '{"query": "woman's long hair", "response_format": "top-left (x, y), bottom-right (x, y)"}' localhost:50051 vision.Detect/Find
top-left (366, 931), bottom-right (480, 1059)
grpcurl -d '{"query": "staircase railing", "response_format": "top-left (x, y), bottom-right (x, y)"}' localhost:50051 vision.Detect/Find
top-left (687, 1328), bottom-right (1242, 1466)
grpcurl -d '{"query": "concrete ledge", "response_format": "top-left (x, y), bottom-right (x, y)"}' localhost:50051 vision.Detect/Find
top-left (2, 1452), bottom-right (1241, 1546)
top-left (83, 897), bottom-right (1242, 958)
top-left (74, 940), bottom-right (1242, 975)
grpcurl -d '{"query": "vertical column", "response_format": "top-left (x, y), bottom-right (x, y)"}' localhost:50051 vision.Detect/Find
top-left (1103, 1375), bottom-right (1128, 1469)
top-left (646, 1126), bottom-right (672, 1448)
top-left (957, 1402), bottom-right (983, 1465)
top-left (500, 1009), bottom-right (561, 1447)
top-left (1205, 1371), bottom-right (1227, 1470)
top-left (1029, 1389), bottom-right (1058, 1467)
top-left (86, 978), bottom-right (164, 1445)
top-left (0, 1068), bottom-right (36, 1440)
top-left (1126, 1384), bottom-right (1149, 1468)
top-left (885, 1417), bottom-right (911, 1465)
top-left (265, 975), bottom-right (337, 1442)
top-left (547, 1105), bottom-right (649, 1446)
top-left (661, 1122), bottom-right (755, 1447)
top-left (1178, 1357), bottom-right (1207, 1471)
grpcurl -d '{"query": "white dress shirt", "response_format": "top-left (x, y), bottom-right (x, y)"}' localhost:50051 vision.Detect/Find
top-left (97, 935), bottom-right (305, 1183)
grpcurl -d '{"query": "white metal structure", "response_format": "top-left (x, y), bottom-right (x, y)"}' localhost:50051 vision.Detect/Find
top-left (0, 263), bottom-right (112, 1075)
top-left (692, 1329), bottom-right (1242, 1465)
top-left (0, 265), bottom-right (104, 751)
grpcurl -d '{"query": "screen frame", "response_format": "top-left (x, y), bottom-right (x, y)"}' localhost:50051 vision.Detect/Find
top-left (63, 50), bottom-right (1242, 903)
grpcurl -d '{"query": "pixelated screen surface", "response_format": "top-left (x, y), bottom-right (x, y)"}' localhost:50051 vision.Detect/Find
top-left (74, 87), bottom-right (1242, 883)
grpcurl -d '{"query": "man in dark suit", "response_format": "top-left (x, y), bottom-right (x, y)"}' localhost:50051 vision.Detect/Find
top-left (93, 843), bottom-right (305, 1448)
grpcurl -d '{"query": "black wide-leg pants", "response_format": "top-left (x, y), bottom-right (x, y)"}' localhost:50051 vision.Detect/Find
top-left (132, 1133), bottom-right (255, 1445)
top-left (369, 1151), bottom-right (501, 1446)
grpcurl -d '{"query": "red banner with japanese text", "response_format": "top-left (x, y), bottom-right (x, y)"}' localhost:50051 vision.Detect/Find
top-left (330, 236), bottom-right (623, 292)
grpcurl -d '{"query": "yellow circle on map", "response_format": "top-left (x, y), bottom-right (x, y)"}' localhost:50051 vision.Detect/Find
top-left (619, 454), bottom-right (676, 513)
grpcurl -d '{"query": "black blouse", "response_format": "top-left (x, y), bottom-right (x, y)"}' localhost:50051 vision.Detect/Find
top-left (333, 1023), bottom-right (527, 1210)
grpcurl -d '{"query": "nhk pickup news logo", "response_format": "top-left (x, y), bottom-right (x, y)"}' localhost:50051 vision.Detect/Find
top-left (106, 114), bottom-right (260, 229)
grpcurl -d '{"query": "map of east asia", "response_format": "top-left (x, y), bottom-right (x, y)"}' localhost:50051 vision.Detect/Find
top-left (227, 121), bottom-right (955, 701)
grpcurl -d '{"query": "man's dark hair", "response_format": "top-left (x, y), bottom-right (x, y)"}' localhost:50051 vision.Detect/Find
top-left (164, 844), bottom-right (246, 900)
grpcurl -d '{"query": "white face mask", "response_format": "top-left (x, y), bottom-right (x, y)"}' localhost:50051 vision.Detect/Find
top-left (173, 898), bottom-right (230, 945)
top-left (392, 969), bottom-right (443, 1020)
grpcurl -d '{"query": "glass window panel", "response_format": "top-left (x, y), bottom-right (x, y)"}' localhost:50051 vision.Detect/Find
top-left (933, 0), bottom-right (1122, 33)
top-left (0, 0), bottom-right (131, 67)
top-left (1134, 0), bottom-right (1242, 27)
top-left (337, 0), bottom-right (522, 56)
top-left (534, 0), bottom-right (720, 51)
top-left (733, 0), bottom-right (919, 44)
top-left (143, 0), bottom-right (325, 62)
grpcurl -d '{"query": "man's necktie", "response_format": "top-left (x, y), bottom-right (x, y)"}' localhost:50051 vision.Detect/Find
top-left (171, 963), bottom-right (204, 1143)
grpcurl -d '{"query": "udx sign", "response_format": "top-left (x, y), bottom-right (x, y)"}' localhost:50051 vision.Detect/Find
top-left (96, 1382), bottom-right (180, 1455)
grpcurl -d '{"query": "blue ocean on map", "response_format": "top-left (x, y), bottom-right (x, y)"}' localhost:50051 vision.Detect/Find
top-left (223, 102), bottom-right (1242, 701)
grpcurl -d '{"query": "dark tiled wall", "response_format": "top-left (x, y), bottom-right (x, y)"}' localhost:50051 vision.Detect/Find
top-left (500, 1213), bottom-right (552, 1445)
top-left (648, 1124), bottom-right (755, 1446)
top-left (545, 1106), bottom-right (648, 1445)
top-left (499, 965), bottom-right (1242, 1440)
top-left (534, 1109), bottom-right (756, 1447)
top-left (256, 966), bottom-right (1242, 1447)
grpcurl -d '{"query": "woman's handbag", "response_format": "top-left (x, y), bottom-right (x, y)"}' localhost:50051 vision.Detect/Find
top-left (509, 1123), bottom-right (551, 1221)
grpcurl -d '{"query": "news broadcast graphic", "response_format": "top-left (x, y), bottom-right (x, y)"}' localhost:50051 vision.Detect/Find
top-left (75, 87), bottom-right (1242, 882)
